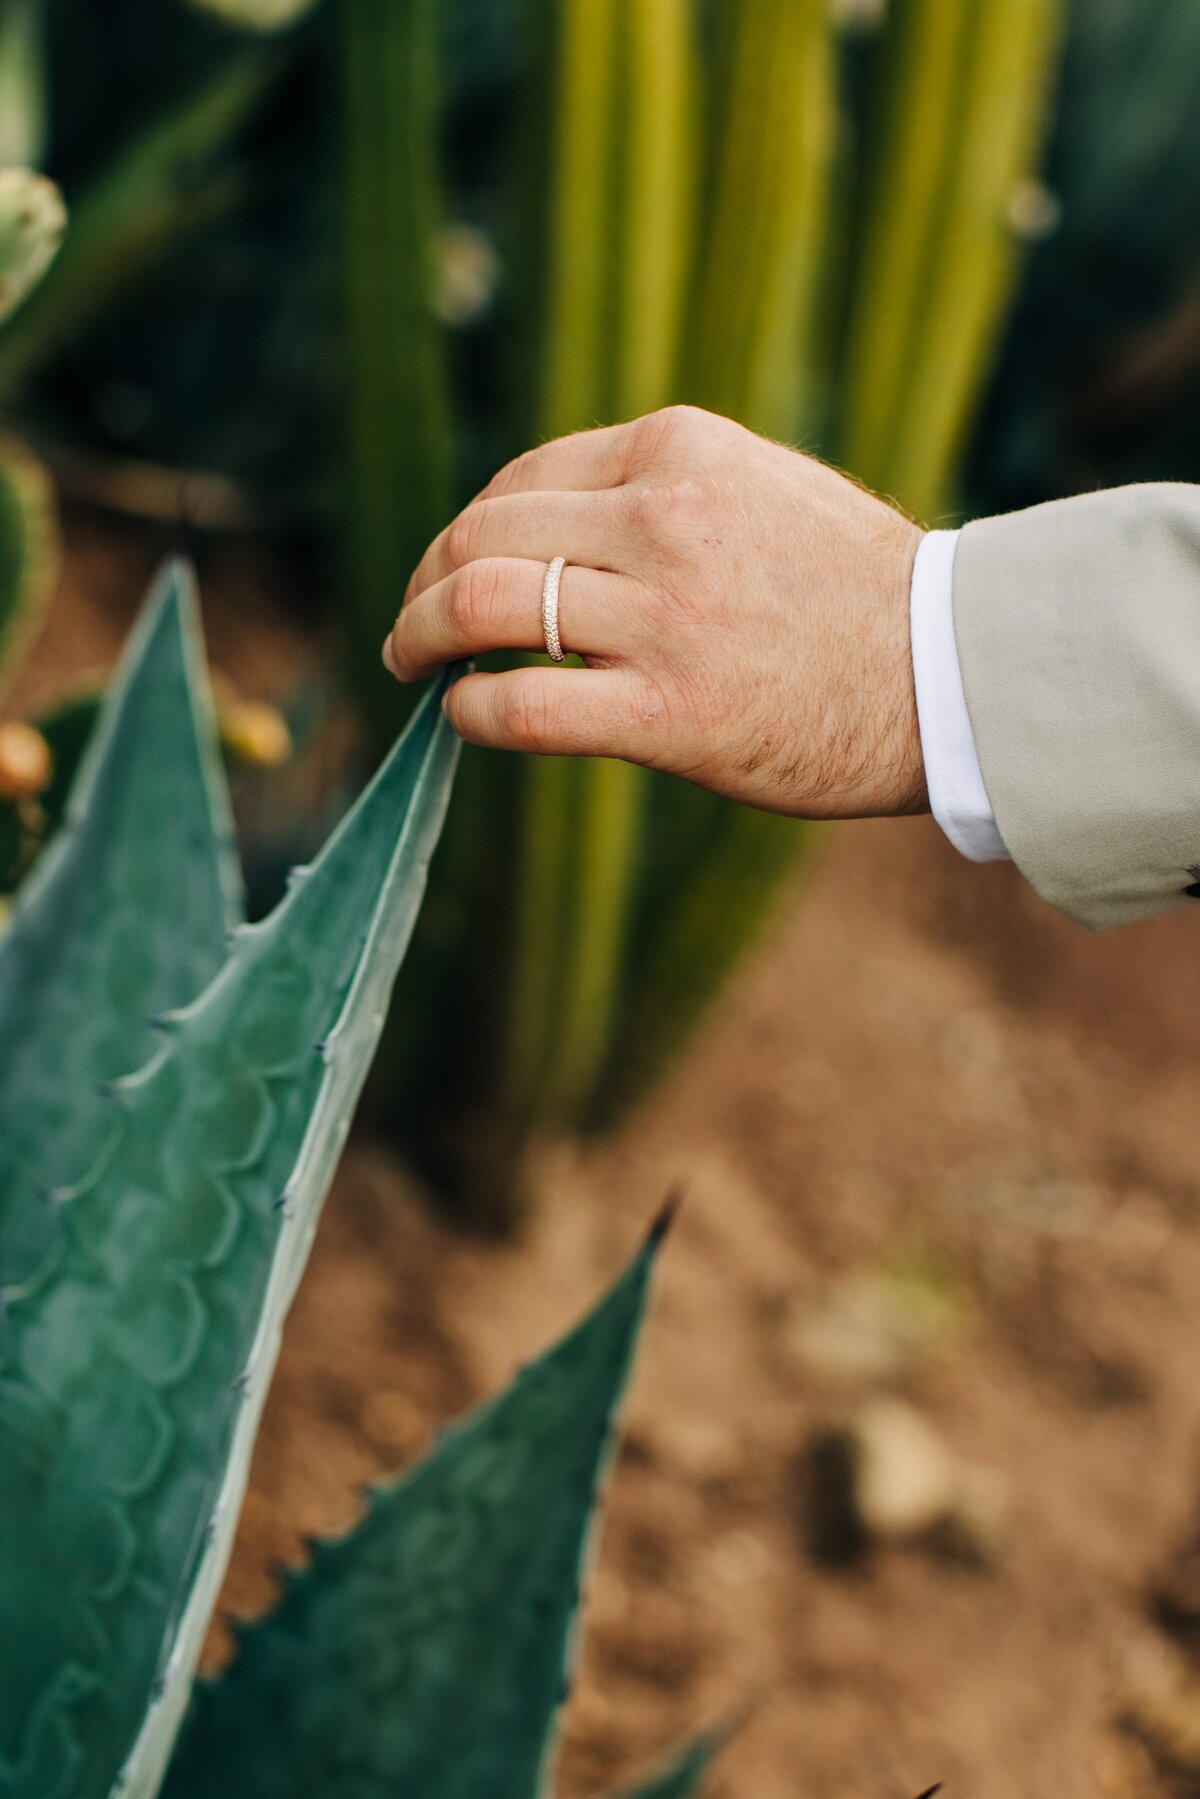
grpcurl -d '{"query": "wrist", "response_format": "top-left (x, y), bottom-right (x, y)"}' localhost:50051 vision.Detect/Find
top-left (864, 514), bottom-right (928, 817)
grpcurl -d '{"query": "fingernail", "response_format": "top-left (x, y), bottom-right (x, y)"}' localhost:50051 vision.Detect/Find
top-left (381, 633), bottom-right (397, 675)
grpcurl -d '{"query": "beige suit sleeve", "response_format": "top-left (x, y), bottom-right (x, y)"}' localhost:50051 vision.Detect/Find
top-left (953, 483), bottom-right (1200, 929)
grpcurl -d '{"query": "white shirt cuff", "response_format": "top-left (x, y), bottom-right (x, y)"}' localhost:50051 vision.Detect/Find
top-left (910, 528), bottom-right (1009, 863)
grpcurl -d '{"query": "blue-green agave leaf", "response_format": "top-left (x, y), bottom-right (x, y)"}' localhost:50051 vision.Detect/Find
top-left (603, 1733), bottom-right (723, 1799)
top-left (162, 1222), bottom-right (665, 1799)
top-left (0, 561), bottom-right (241, 1290)
top-left (0, 671), bottom-right (460, 1799)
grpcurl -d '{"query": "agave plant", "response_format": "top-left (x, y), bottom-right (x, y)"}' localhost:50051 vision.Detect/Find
top-left (0, 566), bottom-right (718, 1799)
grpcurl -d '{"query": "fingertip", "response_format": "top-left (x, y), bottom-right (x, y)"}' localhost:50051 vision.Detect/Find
top-left (381, 631), bottom-right (399, 677)
top-left (441, 678), bottom-right (463, 731)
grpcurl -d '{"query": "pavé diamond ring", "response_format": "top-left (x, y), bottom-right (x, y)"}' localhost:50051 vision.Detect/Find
top-left (541, 556), bottom-right (566, 663)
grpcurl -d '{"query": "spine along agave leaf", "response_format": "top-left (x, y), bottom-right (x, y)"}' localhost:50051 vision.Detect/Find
top-left (0, 668), bottom-right (461, 1799)
top-left (603, 1734), bottom-right (724, 1799)
top-left (0, 562), bottom-right (241, 1290)
top-left (0, 165), bottom-right (64, 323)
top-left (163, 1220), bottom-right (683, 1799)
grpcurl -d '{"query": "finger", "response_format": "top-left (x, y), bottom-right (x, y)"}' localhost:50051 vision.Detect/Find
top-left (443, 666), bottom-right (655, 759)
top-left (475, 420), bottom-right (641, 500)
top-left (387, 558), bottom-right (638, 680)
top-left (408, 487), bottom-right (631, 601)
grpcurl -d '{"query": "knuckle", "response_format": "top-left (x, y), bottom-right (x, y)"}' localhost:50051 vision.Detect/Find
top-left (634, 402), bottom-right (709, 458)
top-left (448, 559), bottom-right (504, 641)
top-left (625, 475), bottom-right (707, 544)
top-left (387, 623), bottom-right (415, 678)
top-left (498, 679), bottom-right (556, 752)
top-left (445, 501), bottom-right (488, 570)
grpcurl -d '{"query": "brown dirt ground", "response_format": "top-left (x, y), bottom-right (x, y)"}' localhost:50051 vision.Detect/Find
top-left (18, 515), bottom-right (1200, 1798)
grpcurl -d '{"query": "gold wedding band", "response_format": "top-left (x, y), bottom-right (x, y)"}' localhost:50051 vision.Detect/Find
top-left (542, 556), bottom-right (566, 663)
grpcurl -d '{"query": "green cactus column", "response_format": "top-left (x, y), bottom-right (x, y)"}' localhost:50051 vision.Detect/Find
top-left (837, 0), bottom-right (1062, 519)
top-left (605, 0), bottom-right (834, 1114)
top-left (339, 0), bottom-right (454, 732)
top-left (0, 0), bottom-right (46, 167)
top-left (504, 0), bottom-right (696, 1128)
top-left (685, 0), bottom-right (833, 439)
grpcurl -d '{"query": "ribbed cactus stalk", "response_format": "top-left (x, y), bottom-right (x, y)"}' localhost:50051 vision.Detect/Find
top-left (505, 0), bottom-right (697, 1132)
top-left (0, 163), bottom-right (63, 323)
top-left (685, 0), bottom-right (833, 439)
top-left (887, 0), bottom-right (1062, 518)
top-left (0, 0), bottom-right (47, 167)
top-left (502, 0), bottom-right (621, 1126)
top-left (340, 0), bottom-right (454, 733)
top-left (608, 0), bottom-right (833, 1113)
top-left (837, 0), bottom-right (1062, 519)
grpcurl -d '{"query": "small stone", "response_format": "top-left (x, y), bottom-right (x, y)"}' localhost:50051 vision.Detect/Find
top-left (780, 1267), bottom-right (955, 1388)
top-left (360, 1388), bottom-right (425, 1455)
top-left (705, 1527), bottom-right (772, 1589)
top-left (1121, 1630), bottom-right (1200, 1773)
top-left (854, 1398), bottom-right (959, 1540)
top-left (802, 1398), bottom-right (1009, 1569)
top-left (643, 1411), bottom-right (744, 1483)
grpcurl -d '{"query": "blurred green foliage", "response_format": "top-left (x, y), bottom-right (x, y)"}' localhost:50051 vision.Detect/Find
top-left (968, 0), bottom-right (1200, 507)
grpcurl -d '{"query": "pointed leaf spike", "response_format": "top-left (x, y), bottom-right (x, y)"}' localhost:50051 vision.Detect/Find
top-left (164, 1227), bottom-right (661, 1799)
top-left (601, 1732), bottom-right (726, 1799)
top-left (0, 559), bottom-right (242, 1289)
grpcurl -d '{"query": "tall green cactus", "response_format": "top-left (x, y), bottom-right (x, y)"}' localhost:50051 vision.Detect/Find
top-left (602, 0), bottom-right (833, 1115)
top-left (503, 0), bottom-right (697, 1132)
top-left (0, 0), bottom-right (47, 166)
top-left (339, 0), bottom-right (454, 733)
top-left (685, 0), bottom-right (833, 440)
top-left (837, 0), bottom-right (1062, 519)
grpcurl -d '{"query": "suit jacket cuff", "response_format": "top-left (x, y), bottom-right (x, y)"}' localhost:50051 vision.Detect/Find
top-left (910, 528), bottom-right (1009, 863)
top-left (953, 484), bottom-right (1200, 928)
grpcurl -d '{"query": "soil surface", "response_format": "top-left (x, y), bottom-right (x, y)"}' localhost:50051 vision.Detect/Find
top-left (18, 515), bottom-right (1200, 1798)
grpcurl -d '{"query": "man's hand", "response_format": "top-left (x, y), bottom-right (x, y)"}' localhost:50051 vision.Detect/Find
top-left (384, 405), bottom-right (927, 819)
